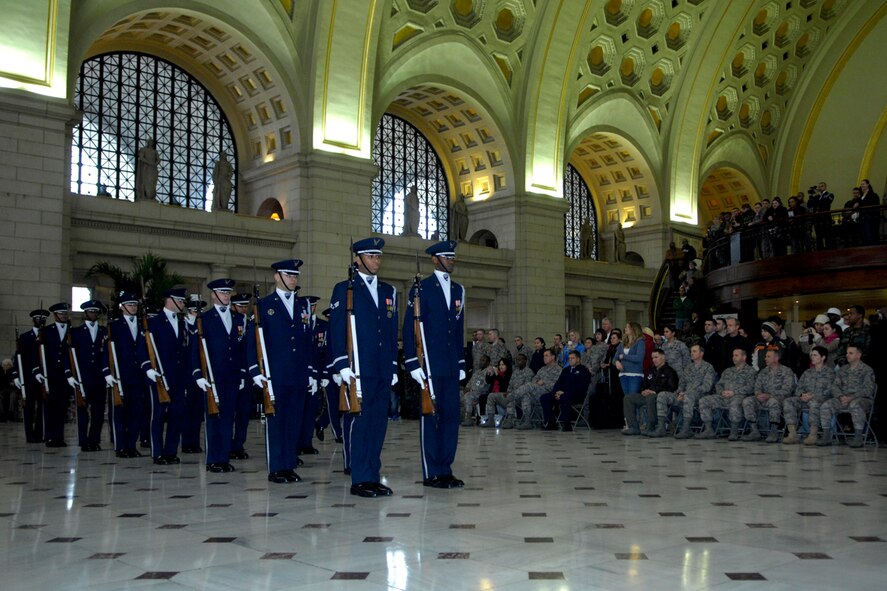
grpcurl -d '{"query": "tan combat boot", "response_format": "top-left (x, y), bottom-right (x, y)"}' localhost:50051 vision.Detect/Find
top-left (782, 424), bottom-right (799, 444)
top-left (802, 425), bottom-right (819, 445)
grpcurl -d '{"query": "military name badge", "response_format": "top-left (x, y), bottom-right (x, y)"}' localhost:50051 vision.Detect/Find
top-left (386, 298), bottom-right (393, 318)
top-left (455, 299), bottom-right (463, 318)
top-left (301, 311), bottom-right (310, 324)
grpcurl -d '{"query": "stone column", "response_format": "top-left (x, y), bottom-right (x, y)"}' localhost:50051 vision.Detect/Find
top-left (581, 296), bottom-right (596, 337)
top-left (613, 300), bottom-right (627, 331)
top-left (0, 90), bottom-right (74, 353)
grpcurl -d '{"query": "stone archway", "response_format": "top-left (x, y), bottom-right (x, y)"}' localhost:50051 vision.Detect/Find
top-left (698, 166), bottom-right (761, 227)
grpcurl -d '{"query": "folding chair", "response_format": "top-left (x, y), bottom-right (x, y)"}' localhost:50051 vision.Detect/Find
top-left (571, 392), bottom-right (591, 429)
top-left (831, 386), bottom-right (879, 448)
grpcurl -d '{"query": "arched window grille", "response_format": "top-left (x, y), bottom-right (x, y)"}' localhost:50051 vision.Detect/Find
top-left (371, 113), bottom-right (449, 239)
top-left (71, 52), bottom-right (237, 211)
top-left (564, 163), bottom-right (598, 259)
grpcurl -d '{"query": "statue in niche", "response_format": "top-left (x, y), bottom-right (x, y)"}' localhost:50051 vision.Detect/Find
top-left (451, 194), bottom-right (469, 241)
top-left (96, 184), bottom-right (112, 198)
top-left (136, 139), bottom-right (159, 202)
top-left (403, 185), bottom-right (421, 237)
top-left (579, 218), bottom-right (593, 259)
top-left (212, 153), bottom-right (234, 212)
top-left (614, 222), bottom-right (627, 263)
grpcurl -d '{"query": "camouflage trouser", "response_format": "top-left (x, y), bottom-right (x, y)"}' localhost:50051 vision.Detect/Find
top-left (485, 391), bottom-right (517, 417)
top-left (698, 394), bottom-right (745, 424)
top-left (819, 397), bottom-right (872, 430)
top-left (783, 396), bottom-right (827, 426)
top-left (656, 391), bottom-right (698, 421)
top-left (512, 382), bottom-right (544, 421)
top-left (742, 395), bottom-right (782, 423)
top-left (461, 388), bottom-right (488, 414)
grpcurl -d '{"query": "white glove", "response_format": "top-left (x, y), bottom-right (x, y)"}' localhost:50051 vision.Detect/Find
top-left (35, 373), bottom-right (45, 385)
top-left (321, 378), bottom-right (330, 388)
top-left (308, 377), bottom-right (318, 394)
top-left (391, 373), bottom-right (399, 386)
top-left (253, 375), bottom-right (268, 388)
top-left (196, 378), bottom-right (209, 392)
top-left (146, 369), bottom-right (160, 382)
top-left (14, 378), bottom-right (22, 390)
top-left (67, 376), bottom-right (78, 388)
top-left (104, 375), bottom-right (116, 388)
top-left (240, 379), bottom-right (245, 390)
top-left (339, 367), bottom-right (356, 384)
top-left (333, 375), bottom-right (342, 386)
top-left (410, 368), bottom-right (427, 386)
top-left (459, 370), bottom-right (466, 381)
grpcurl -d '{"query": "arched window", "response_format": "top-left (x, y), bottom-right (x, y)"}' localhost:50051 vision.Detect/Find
top-left (564, 163), bottom-right (598, 260)
top-left (371, 113), bottom-right (449, 239)
top-left (71, 52), bottom-right (237, 211)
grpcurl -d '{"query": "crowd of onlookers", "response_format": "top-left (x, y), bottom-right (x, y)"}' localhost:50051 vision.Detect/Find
top-left (703, 180), bottom-right (886, 270)
top-left (458, 304), bottom-right (884, 446)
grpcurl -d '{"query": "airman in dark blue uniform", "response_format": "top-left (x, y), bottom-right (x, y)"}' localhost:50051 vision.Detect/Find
top-left (403, 240), bottom-right (467, 489)
top-left (298, 295), bottom-right (325, 456)
top-left (35, 303), bottom-right (75, 447)
top-left (180, 295), bottom-right (205, 454)
top-left (229, 292), bottom-right (254, 460)
top-left (13, 309), bottom-right (48, 443)
top-left (315, 307), bottom-right (347, 446)
top-left (247, 259), bottom-right (315, 484)
top-left (70, 300), bottom-right (108, 451)
top-left (329, 238), bottom-right (399, 498)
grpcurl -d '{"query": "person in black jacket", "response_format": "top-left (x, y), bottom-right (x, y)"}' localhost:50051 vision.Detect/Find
top-left (528, 337), bottom-right (546, 374)
top-left (622, 349), bottom-right (679, 435)
top-left (539, 350), bottom-right (591, 431)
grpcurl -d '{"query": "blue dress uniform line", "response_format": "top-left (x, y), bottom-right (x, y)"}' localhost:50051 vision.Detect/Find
top-left (247, 259), bottom-right (314, 484)
top-left (14, 309), bottom-right (48, 443)
top-left (402, 240), bottom-right (467, 489)
top-left (180, 296), bottom-right (205, 454)
top-left (71, 300), bottom-right (108, 451)
top-left (146, 289), bottom-right (190, 465)
top-left (192, 279), bottom-right (247, 472)
top-left (329, 238), bottom-right (399, 498)
top-left (229, 292), bottom-right (254, 460)
top-left (316, 306), bottom-right (348, 447)
top-left (298, 296), bottom-right (325, 456)
top-left (37, 303), bottom-right (75, 447)
top-left (104, 292), bottom-right (150, 458)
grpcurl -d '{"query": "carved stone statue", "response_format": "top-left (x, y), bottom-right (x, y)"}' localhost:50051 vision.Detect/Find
top-left (403, 185), bottom-right (421, 237)
top-left (614, 222), bottom-right (627, 263)
top-left (212, 153), bottom-right (234, 211)
top-left (136, 139), bottom-right (159, 201)
top-left (451, 194), bottom-right (469, 241)
top-left (579, 218), bottom-right (593, 259)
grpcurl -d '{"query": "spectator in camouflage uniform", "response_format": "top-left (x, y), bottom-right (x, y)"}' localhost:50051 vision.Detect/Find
top-left (783, 346), bottom-right (835, 445)
top-left (697, 346), bottom-right (757, 440)
top-left (819, 345), bottom-right (876, 448)
top-left (623, 349), bottom-right (678, 435)
top-left (460, 355), bottom-right (491, 426)
top-left (835, 305), bottom-right (871, 366)
top-left (515, 349), bottom-right (562, 430)
top-left (648, 343), bottom-right (716, 439)
top-left (741, 350), bottom-right (797, 443)
top-left (661, 325), bottom-right (690, 374)
top-left (482, 353), bottom-right (533, 429)
top-left (482, 329), bottom-right (507, 375)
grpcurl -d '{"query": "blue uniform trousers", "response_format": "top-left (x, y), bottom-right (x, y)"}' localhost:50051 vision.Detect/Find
top-left (419, 376), bottom-right (460, 479)
top-left (265, 383), bottom-right (304, 474)
top-left (205, 382), bottom-right (236, 465)
top-left (349, 377), bottom-right (389, 484)
top-left (316, 382), bottom-right (344, 439)
top-left (540, 389), bottom-right (583, 424)
top-left (230, 385), bottom-right (254, 453)
top-left (23, 391), bottom-right (44, 442)
top-left (111, 383), bottom-right (144, 451)
top-left (149, 384), bottom-right (184, 457)
top-left (76, 384), bottom-right (106, 446)
top-left (44, 377), bottom-right (71, 443)
top-left (180, 384), bottom-right (204, 450)
top-left (299, 389), bottom-right (321, 449)
top-left (341, 411), bottom-right (355, 470)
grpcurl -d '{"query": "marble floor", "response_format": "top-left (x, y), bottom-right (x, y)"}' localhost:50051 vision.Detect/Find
top-left (1, 419), bottom-right (885, 591)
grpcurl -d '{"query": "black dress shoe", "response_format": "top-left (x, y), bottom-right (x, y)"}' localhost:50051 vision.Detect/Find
top-left (372, 482), bottom-right (393, 496)
top-left (315, 425), bottom-right (325, 442)
top-left (350, 482), bottom-right (378, 498)
top-left (299, 446), bottom-right (320, 455)
top-left (268, 471), bottom-right (289, 484)
top-left (423, 476), bottom-right (449, 489)
top-left (206, 463), bottom-right (226, 473)
top-left (221, 463), bottom-right (236, 473)
top-left (164, 455), bottom-right (181, 464)
top-left (129, 448), bottom-right (142, 457)
top-left (334, 436), bottom-right (344, 444)
top-left (343, 467), bottom-right (352, 476)
top-left (296, 458), bottom-right (304, 467)
top-left (81, 445), bottom-right (91, 452)
top-left (115, 450), bottom-right (130, 458)
top-left (282, 469), bottom-right (301, 483)
top-left (153, 457), bottom-right (170, 465)
top-left (229, 450), bottom-right (249, 460)
top-left (91, 443), bottom-right (102, 451)
top-left (140, 440), bottom-right (151, 449)
top-left (444, 474), bottom-right (465, 488)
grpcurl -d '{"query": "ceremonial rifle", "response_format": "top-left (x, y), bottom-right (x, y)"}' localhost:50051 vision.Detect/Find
top-left (66, 330), bottom-right (86, 408)
top-left (106, 311), bottom-right (124, 407)
top-left (412, 253), bottom-right (436, 415)
top-left (339, 241), bottom-right (362, 414)
top-left (195, 303), bottom-right (220, 417)
top-left (15, 328), bottom-right (26, 402)
top-left (253, 270), bottom-right (275, 416)
top-left (37, 325), bottom-right (49, 400)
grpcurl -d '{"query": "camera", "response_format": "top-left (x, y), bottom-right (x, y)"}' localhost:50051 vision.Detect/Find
top-left (808, 185), bottom-right (816, 196)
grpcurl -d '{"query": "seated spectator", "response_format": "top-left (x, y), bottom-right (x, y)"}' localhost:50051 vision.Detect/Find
top-left (697, 347), bottom-right (757, 440)
top-left (514, 349), bottom-right (563, 430)
top-left (614, 322), bottom-right (646, 397)
top-left (483, 354), bottom-right (533, 429)
top-left (622, 349), bottom-right (678, 436)
top-left (782, 346), bottom-right (835, 445)
top-left (818, 345), bottom-right (876, 448)
top-left (648, 343), bottom-right (716, 439)
top-left (752, 321), bottom-right (785, 371)
top-left (835, 304), bottom-right (871, 365)
top-left (740, 350), bottom-right (797, 442)
top-left (539, 351), bottom-right (591, 432)
top-left (479, 358), bottom-right (511, 427)
top-left (661, 324), bottom-right (690, 374)
top-left (673, 285), bottom-right (694, 331)
top-left (529, 337), bottom-right (546, 373)
top-left (461, 355), bottom-right (491, 426)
